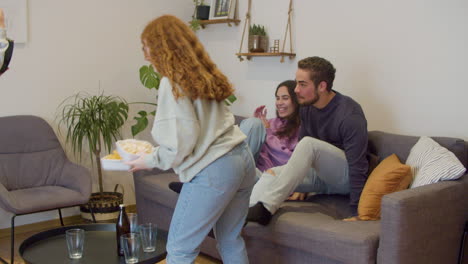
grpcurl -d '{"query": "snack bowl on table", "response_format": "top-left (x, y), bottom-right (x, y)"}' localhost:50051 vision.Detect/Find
top-left (116, 139), bottom-right (154, 162)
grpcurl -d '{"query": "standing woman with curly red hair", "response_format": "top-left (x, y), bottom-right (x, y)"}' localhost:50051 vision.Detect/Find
top-left (127, 15), bottom-right (256, 263)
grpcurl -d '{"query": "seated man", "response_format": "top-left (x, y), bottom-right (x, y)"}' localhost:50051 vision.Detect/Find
top-left (247, 56), bottom-right (369, 225)
top-left (0, 8), bottom-right (14, 76)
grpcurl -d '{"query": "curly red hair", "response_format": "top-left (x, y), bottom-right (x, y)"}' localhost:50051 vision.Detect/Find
top-left (141, 15), bottom-right (234, 101)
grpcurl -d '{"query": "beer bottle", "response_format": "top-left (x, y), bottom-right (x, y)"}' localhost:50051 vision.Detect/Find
top-left (116, 204), bottom-right (130, 256)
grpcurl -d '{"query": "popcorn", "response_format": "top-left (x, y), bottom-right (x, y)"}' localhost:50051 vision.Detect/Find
top-left (116, 139), bottom-right (154, 162)
top-left (103, 150), bottom-right (122, 160)
top-left (119, 140), bottom-right (153, 154)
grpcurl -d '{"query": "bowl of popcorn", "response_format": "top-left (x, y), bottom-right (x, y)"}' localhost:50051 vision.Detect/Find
top-left (116, 139), bottom-right (154, 162)
top-left (101, 150), bottom-right (131, 171)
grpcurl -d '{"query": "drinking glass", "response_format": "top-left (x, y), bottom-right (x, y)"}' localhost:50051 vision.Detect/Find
top-left (127, 213), bottom-right (138, 233)
top-left (66, 228), bottom-right (85, 259)
top-left (139, 223), bottom-right (157, 253)
top-left (121, 233), bottom-right (140, 264)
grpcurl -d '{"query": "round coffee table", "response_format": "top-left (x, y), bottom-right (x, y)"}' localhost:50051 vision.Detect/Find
top-left (19, 223), bottom-right (167, 264)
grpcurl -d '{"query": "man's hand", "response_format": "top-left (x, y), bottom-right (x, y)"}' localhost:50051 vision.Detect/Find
top-left (265, 169), bottom-right (275, 176)
top-left (0, 9), bottom-right (5, 29)
top-left (287, 192), bottom-right (307, 201)
top-left (253, 105), bottom-right (270, 128)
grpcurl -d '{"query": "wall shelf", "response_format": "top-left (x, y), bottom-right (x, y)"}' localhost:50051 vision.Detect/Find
top-left (236, 52), bottom-right (296, 62)
top-left (236, 0), bottom-right (295, 63)
top-left (199, 19), bottom-right (241, 28)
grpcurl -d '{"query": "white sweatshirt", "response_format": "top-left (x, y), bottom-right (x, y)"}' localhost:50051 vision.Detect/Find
top-left (144, 77), bottom-right (246, 182)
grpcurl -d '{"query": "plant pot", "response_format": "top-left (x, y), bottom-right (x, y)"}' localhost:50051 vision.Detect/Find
top-left (249, 35), bottom-right (268, 53)
top-left (80, 185), bottom-right (124, 222)
top-left (196, 5), bottom-right (210, 20)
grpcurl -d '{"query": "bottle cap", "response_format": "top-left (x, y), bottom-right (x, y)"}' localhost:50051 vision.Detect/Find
top-left (119, 204), bottom-right (126, 208)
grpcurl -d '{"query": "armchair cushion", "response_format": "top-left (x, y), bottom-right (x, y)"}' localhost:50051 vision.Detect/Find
top-left (6, 186), bottom-right (88, 214)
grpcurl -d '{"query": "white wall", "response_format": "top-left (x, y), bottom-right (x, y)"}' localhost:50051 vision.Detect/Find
top-left (199, 0), bottom-right (468, 140)
top-left (1, 0), bottom-right (467, 228)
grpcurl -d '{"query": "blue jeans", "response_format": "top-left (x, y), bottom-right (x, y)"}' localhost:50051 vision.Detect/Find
top-left (166, 142), bottom-right (256, 264)
top-left (239, 117), bottom-right (266, 161)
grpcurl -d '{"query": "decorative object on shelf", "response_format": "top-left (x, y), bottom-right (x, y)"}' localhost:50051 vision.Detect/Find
top-left (58, 92), bottom-right (129, 221)
top-left (236, 0), bottom-right (295, 62)
top-left (249, 24), bottom-right (268, 53)
top-left (189, 0), bottom-right (240, 31)
top-left (196, 1), bottom-right (210, 20)
top-left (189, 0), bottom-right (210, 31)
top-left (270, 39), bottom-right (280, 53)
top-left (209, 0), bottom-right (237, 20)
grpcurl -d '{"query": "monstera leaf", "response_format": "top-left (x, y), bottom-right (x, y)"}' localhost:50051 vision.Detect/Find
top-left (140, 65), bottom-right (161, 89)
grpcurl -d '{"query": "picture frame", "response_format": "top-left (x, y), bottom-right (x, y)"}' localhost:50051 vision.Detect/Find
top-left (209, 0), bottom-right (236, 20)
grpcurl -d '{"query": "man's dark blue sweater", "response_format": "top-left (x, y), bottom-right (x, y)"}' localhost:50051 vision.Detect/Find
top-left (299, 91), bottom-right (369, 213)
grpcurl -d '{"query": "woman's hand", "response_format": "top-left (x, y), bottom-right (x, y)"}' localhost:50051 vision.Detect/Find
top-left (125, 153), bottom-right (152, 173)
top-left (253, 105), bottom-right (269, 128)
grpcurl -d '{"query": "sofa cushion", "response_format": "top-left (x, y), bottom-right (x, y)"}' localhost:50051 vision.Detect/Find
top-left (358, 154), bottom-right (412, 220)
top-left (244, 199), bottom-right (380, 263)
top-left (406, 136), bottom-right (466, 188)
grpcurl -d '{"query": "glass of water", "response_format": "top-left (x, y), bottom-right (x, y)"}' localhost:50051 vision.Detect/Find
top-left (66, 228), bottom-right (85, 259)
top-left (139, 223), bottom-right (157, 253)
top-left (121, 233), bottom-right (140, 264)
top-left (127, 213), bottom-right (138, 233)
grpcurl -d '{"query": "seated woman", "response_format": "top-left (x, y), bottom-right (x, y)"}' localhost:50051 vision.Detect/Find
top-left (239, 80), bottom-right (300, 173)
top-left (170, 80), bottom-right (305, 201)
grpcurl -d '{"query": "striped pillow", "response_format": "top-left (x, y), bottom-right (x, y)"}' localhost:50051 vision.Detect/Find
top-left (407, 136), bottom-right (466, 188)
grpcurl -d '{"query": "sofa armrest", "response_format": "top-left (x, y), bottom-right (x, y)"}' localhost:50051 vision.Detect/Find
top-left (377, 174), bottom-right (468, 264)
top-left (133, 167), bottom-right (175, 178)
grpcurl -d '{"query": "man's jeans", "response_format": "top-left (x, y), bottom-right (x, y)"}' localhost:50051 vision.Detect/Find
top-left (251, 137), bottom-right (350, 214)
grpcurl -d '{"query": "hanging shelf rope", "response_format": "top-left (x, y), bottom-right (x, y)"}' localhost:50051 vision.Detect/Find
top-left (236, 0), bottom-right (295, 62)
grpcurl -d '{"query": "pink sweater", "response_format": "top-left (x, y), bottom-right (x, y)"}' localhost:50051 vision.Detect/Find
top-left (256, 118), bottom-right (299, 172)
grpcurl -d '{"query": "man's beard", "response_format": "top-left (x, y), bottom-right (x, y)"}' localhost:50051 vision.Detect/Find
top-left (299, 93), bottom-right (319, 106)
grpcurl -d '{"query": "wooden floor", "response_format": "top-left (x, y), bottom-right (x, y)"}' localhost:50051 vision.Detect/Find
top-left (0, 217), bottom-right (221, 264)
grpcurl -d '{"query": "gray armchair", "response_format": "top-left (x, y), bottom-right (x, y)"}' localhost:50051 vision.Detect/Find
top-left (0, 115), bottom-right (92, 264)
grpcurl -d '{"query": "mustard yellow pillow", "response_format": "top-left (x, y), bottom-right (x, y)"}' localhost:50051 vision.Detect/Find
top-left (358, 154), bottom-right (412, 221)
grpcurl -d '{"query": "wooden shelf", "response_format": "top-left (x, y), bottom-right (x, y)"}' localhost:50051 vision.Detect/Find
top-left (199, 19), bottom-right (241, 28)
top-left (236, 52), bottom-right (296, 62)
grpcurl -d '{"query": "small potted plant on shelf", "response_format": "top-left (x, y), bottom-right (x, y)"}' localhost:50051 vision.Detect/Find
top-left (189, 0), bottom-right (210, 31)
top-left (58, 93), bottom-right (129, 221)
top-left (249, 24), bottom-right (268, 53)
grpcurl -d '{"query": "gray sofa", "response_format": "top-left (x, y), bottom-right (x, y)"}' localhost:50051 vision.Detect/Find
top-left (133, 121), bottom-right (468, 264)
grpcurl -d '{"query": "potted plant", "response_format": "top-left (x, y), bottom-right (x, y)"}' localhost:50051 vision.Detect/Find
top-left (130, 64), bottom-right (237, 136)
top-left (249, 24), bottom-right (268, 52)
top-left (189, 0), bottom-right (210, 31)
top-left (58, 93), bottom-right (129, 221)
